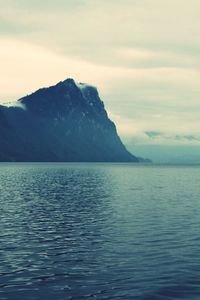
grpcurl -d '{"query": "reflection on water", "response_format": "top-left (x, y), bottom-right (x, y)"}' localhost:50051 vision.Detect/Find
top-left (0, 163), bottom-right (200, 299)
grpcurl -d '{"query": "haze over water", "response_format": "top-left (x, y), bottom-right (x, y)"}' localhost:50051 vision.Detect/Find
top-left (1, 163), bottom-right (200, 300)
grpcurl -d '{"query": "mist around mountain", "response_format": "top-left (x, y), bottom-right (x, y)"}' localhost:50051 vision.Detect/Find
top-left (126, 143), bottom-right (200, 164)
top-left (0, 79), bottom-right (138, 162)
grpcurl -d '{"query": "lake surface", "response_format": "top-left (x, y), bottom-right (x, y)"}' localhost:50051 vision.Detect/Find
top-left (0, 163), bottom-right (200, 300)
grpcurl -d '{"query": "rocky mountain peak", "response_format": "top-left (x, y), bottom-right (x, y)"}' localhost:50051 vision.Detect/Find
top-left (0, 79), bottom-right (139, 162)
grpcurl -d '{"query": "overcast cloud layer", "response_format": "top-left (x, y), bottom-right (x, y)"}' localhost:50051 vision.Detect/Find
top-left (0, 0), bottom-right (200, 146)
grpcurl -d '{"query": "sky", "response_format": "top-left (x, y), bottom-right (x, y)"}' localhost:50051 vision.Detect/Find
top-left (0, 0), bottom-right (200, 156)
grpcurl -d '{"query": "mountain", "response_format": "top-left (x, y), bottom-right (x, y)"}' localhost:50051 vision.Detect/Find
top-left (126, 143), bottom-right (200, 164)
top-left (0, 79), bottom-right (138, 162)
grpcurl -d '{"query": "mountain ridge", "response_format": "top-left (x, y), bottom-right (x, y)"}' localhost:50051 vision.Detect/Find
top-left (0, 78), bottom-right (139, 162)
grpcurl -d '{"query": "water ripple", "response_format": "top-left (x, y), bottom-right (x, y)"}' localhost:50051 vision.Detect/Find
top-left (0, 163), bottom-right (200, 299)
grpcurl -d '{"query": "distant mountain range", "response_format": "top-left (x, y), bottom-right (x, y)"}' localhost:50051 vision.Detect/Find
top-left (126, 143), bottom-right (200, 164)
top-left (0, 79), bottom-right (139, 162)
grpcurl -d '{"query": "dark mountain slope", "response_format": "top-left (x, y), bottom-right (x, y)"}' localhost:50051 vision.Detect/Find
top-left (0, 79), bottom-right (138, 162)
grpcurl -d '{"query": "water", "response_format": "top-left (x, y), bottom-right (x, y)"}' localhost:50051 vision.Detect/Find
top-left (0, 163), bottom-right (200, 300)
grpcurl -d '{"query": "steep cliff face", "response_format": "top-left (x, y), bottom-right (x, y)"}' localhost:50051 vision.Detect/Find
top-left (0, 79), bottom-right (138, 162)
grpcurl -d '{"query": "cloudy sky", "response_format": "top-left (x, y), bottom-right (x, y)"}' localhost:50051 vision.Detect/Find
top-left (1, 0), bottom-right (200, 149)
